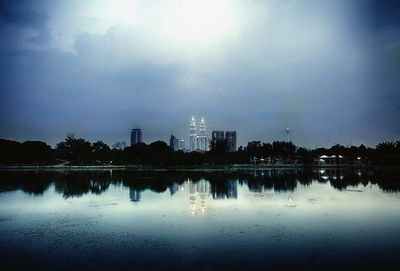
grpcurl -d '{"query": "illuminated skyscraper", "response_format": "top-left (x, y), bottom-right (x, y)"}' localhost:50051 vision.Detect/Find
top-left (189, 116), bottom-right (196, 151)
top-left (197, 117), bottom-right (208, 151)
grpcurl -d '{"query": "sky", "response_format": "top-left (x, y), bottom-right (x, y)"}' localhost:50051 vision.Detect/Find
top-left (0, 0), bottom-right (399, 148)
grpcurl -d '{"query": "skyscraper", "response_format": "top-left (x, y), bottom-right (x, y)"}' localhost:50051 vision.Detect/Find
top-left (112, 141), bottom-right (127, 150)
top-left (130, 128), bottom-right (142, 146)
top-left (170, 134), bottom-right (179, 151)
top-left (189, 116), bottom-right (196, 151)
top-left (225, 131), bottom-right (237, 152)
top-left (211, 130), bottom-right (225, 141)
top-left (179, 139), bottom-right (185, 151)
top-left (197, 117), bottom-right (208, 151)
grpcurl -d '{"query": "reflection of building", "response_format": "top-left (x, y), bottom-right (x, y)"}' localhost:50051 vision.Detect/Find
top-left (169, 183), bottom-right (184, 196)
top-left (225, 131), bottom-right (237, 152)
top-left (170, 134), bottom-right (179, 151)
top-left (189, 179), bottom-right (211, 215)
top-left (227, 180), bottom-right (238, 199)
top-left (129, 188), bottom-right (141, 202)
top-left (130, 128), bottom-right (143, 146)
top-left (187, 179), bottom-right (239, 215)
top-left (211, 180), bottom-right (238, 199)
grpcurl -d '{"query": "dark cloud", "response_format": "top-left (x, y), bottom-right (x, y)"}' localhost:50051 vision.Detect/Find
top-left (366, 0), bottom-right (400, 29)
top-left (0, 0), bottom-right (52, 46)
top-left (0, 5), bottom-right (48, 31)
top-left (0, 30), bottom-right (185, 145)
top-left (0, 0), bottom-right (399, 147)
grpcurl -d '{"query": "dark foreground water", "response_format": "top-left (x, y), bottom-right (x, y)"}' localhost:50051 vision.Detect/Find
top-left (0, 169), bottom-right (400, 271)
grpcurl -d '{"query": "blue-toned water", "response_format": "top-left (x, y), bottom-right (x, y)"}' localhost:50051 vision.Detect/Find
top-left (0, 169), bottom-right (399, 270)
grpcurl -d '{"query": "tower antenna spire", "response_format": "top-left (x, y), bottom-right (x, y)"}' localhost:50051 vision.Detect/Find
top-left (190, 116), bottom-right (197, 151)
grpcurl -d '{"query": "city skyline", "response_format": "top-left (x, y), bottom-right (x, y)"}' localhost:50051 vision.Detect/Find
top-left (0, 0), bottom-right (399, 148)
top-left (168, 116), bottom-right (238, 152)
top-left (1, 2), bottom-right (399, 271)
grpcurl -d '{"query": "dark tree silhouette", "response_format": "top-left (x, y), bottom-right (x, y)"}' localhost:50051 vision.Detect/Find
top-left (1, 137), bottom-right (399, 166)
top-left (92, 140), bottom-right (111, 164)
top-left (0, 139), bottom-right (53, 164)
top-left (56, 137), bottom-right (94, 164)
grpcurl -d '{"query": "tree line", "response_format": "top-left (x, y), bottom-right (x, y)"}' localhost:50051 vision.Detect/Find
top-left (0, 137), bottom-right (399, 166)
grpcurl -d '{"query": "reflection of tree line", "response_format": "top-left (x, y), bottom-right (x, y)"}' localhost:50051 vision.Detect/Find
top-left (0, 169), bottom-right (399, 198)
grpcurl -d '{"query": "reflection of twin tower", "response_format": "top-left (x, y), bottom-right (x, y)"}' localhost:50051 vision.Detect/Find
top-left (190, 179), bottom-right (210, 216)
top-left (190, 116), bottom-right (208, 151)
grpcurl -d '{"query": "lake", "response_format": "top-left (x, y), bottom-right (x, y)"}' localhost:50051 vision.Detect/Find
top-left (0, 168), bottom-right (399, 270)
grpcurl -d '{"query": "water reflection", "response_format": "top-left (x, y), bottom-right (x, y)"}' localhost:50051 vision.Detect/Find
top-left (129, 188), bottom-right (141, 202)
top-left (0, 169), bottom-right (399, 200)
top-left (190, 179), bottom-right (210, 215)
top-left (1, 169), bottom-right (400, 271)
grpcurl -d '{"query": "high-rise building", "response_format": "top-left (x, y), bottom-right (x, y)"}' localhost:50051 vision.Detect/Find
top-left (225, 131), bottom-right (237, 152)
top-left (197, 117), bottom-right (208, 151)
top-left (211, 130), bottom-right (225, 141)
top-left (112, 141), bottom-right (127, 150)
top-left (170, 134), bottom-right (179, 151)
top-left (189, 116), bottom-right (196, 151)
top-left (179, 139), bottom-right (185, 151)
top-left (130, 128), bottom-right (142, 146)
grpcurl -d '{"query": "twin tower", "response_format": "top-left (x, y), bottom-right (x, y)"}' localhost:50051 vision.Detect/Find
top-left (190, 116), bottom-right (208, 151)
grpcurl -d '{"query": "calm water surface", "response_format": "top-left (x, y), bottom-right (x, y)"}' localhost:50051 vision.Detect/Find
top-left (0, 169), bottom-right (400, 270)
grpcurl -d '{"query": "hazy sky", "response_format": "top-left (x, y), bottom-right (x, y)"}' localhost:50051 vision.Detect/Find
top-left (0, 0), bottom-right (399, 147)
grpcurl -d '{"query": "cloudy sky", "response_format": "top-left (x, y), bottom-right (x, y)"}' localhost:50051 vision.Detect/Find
top-left (0, 0), bottom-right (399, 148)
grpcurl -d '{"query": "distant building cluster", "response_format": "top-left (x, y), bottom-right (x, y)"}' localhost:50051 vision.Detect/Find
top-left (112, 141), bottom-right (126, 150)
top-left (129, 117), bottom-right (237, 152)
top-left (212, 130), bottom-right (237, 152)
top-left (169, 116), bottom-right (237, 152)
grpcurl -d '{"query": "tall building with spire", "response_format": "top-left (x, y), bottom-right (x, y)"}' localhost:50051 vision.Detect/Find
top-left (197, 117), bottom-right (208, 151)
top-left (189, 116), bottom-right (197, 151)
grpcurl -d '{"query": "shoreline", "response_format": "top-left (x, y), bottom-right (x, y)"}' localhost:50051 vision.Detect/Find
top-left (0, 164), bottom-right (382, 171)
